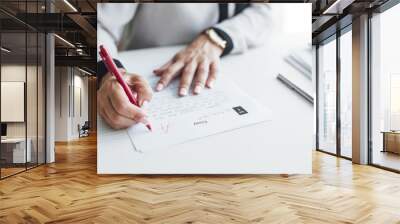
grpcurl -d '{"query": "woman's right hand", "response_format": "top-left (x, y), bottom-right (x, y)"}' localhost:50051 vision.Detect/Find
top-left (97, 69), bottom-right (153, 129)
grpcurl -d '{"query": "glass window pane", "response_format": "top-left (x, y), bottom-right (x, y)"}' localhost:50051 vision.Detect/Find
top-left (38, 33), bottom-right (45, 165)
top-left (318, 37), bottom-right (337, 154)
top-left (340, 29), bottom-right (352, 158)
top-left (1, 31), bottom-right (27, 177)
top-left (1, 0), bottom-right (46, 179)
top-left (371, 3), bottom-right (400, 171)
top-left (27, 31), bottom-right (38, 169)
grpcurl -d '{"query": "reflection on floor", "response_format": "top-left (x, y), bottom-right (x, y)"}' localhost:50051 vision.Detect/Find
top-left (0, 167), bottom-right (25, 177)
top-left (0, 135), bottom-right (400, 223)
top-left (341, 147), bottom-right (352, 158)
top-left (373, 150), bottom-right (400, 171)
top-left (0, 162), bottom-right (42, 178)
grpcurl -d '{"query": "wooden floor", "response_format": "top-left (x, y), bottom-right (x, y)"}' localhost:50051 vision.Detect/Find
top-left (1, 135), bottom-right (400, 224)
top-left (0, 167), bottom-right (26, 178)
top-left (372, 150), bottom-right (400, 171)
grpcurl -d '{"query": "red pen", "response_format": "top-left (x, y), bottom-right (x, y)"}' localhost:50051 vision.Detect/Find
top-left (99, 45), bottom-right (152, 131)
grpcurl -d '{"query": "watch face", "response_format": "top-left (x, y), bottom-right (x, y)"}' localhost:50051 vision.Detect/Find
top-left (208, 29), bottom-right (226, 49)
top-left (211, 30), bottom-right (221, 40)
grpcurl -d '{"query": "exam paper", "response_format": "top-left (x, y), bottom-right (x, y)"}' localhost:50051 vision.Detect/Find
top-left (127, 75), bottom-right (272, 152)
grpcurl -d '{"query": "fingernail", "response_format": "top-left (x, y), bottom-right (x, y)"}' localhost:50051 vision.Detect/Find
top-left (193, 85), bottom-right (202, 94)
top-left (141, 101), bottom-right (149, 114)
top-left (156, 83), bottom-right (164, 91)
top-left (139, 117), bottom-right (150, 125)
top-left (207, 81), bottom-right (214, 88)
top-left (142, 100), bottom-right (149, 108)
top-left (179, 87), bottom-right (187, 96)
top-left (138, 99), bottom-right (144, 107)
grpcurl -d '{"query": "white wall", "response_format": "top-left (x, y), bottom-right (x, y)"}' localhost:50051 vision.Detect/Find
top-left (1, 65), bottom-right (41, 138)
top-left (73, 73), bottom-right (89, 137)
top-left (1, 64), bottom-right (46, 164)
top-left (54, 66), bottom-right (70, 141)
top-left (1, 66), bottom-right (25, 128)
top-left (54, 67), bottom-right (89, 141)
top-left (1, 65), bottom-right (26, 140)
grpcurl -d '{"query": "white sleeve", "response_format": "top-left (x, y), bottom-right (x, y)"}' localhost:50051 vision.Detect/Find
top-left (97, 3), bottom-right (138, 60)
top-left (214, 3), bottom-right (272, 54)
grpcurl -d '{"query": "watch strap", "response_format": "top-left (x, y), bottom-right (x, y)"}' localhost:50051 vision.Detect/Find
top-left (211, 27), bottom-right (234, 57)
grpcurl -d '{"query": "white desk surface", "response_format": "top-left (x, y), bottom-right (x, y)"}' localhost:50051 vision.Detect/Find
top-left (98, 39), bottom-right (313, 174)
top-left (1, 138), bottom-right (26, 144)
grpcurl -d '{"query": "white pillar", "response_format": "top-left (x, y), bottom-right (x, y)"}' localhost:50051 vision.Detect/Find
top-left (46, 33), bottom-right (55, 163)
top-left (45, 0), bottom-right (56, 163)
top-left (54, 67), bottom-right (74, 141)
top-left (352, 14), bottom-right (369, 164)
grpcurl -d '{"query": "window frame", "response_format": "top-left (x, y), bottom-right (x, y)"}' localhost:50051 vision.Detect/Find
top-left (367, 0), bottom-right (400, 173)
top-left (316, 24), bottom-right (353, 160)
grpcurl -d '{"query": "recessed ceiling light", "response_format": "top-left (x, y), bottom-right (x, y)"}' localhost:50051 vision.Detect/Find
top-left (63, 0), bottom-right (78, 12)
top-left (78, 68), bottom-right (92, 76)
top-left (1, 47), bottom-right (11, 53)
top-left (54, 34), bottom-right (75, 48)
top-left (323, 0), bottom-right (355, 15)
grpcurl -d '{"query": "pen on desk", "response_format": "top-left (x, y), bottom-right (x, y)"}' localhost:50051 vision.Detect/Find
top-left (99, 45), bottom-right (152, 131)
top-left (276, 73), bottom-right (313, 104)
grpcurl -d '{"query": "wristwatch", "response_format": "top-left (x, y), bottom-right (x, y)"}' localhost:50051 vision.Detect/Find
top-left (205, 28), bottom-right (227, 50)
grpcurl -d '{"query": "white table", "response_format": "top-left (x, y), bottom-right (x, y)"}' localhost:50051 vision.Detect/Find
top-left (1, 138), bottom-right (31, 163)
top-left (98, 38), bottom-right (313, 174)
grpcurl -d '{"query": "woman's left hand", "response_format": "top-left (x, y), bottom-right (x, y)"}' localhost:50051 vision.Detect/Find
top-left (153, 34), bottom-right (223, 96)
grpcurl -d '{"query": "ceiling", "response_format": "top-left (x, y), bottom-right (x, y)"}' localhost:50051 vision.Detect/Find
top-left (311, 0), bottom-right (391, 43)
top-left (0, 0), bottom-right (98, 73)
top-left (0, 0), bottom-right (396, 72)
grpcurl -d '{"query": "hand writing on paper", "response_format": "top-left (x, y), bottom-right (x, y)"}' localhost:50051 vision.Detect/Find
top-left (153, 34), bottom-right (223, 97)
top-left (98, 70), bottom-right (153, 129)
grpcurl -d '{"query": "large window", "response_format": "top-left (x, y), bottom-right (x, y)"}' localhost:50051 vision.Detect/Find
top-left (317, 26), bottom-right (353, 159)
top-left (340, 28), bottom-right (352, 158)
top-left (318, 36), bottom-right (337, 154)
top-left (370, 3), bottom-right (400, 171)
